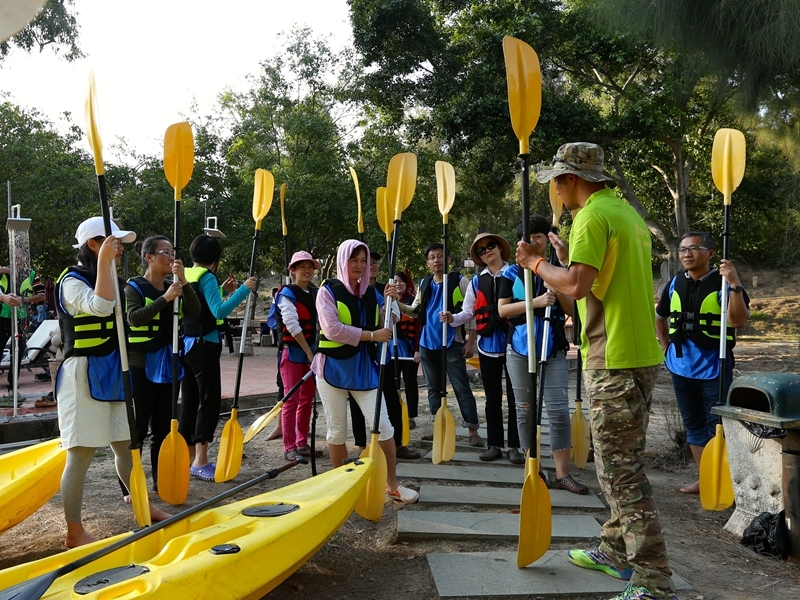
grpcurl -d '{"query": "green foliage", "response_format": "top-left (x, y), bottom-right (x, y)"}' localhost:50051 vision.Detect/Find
top-left (1, 0), bottom-right (83, 62)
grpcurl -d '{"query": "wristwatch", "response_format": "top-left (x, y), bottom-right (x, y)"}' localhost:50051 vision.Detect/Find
top-left (729, 285), bottom-right (743, 293)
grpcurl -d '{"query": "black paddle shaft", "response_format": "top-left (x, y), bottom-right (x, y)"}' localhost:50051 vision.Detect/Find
top-left (0, 460), bottom-right (304, 600)
top-left (519, 153), bottom-right (539, 457)
top-left (717, 203), bottom-right (732, 408)
top-left (96, 174), bottom-right (141, 453)
top-left (371, 221), bottom-right (402, 435)
top-left (232, 228), bottom-right (261, 409)
top-left (282, 235), bottom-right (290, 284)
top-left (172, 199), bottom-right (181, 420)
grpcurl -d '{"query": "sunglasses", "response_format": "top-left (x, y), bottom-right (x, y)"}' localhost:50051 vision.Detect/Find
top-left (475, 240), bottom-right (498, 257)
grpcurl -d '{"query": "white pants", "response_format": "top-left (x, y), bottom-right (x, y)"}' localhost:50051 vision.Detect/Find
top-left (317, 378), bottom-right (394, 445)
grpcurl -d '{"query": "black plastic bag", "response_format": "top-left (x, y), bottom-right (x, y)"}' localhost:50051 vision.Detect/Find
top-left (739, 420), bottom-right (789, 440)
top-left (741, 510), bottom-right (788, 560)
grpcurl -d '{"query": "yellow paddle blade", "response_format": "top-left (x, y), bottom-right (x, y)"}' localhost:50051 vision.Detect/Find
top-left (129, 449), bottom-right (152, 527)
top-left (386, 152), bottom-right (417, 220)
top-left (466, 356), bottom-right (480, 369)
top-left (435, 160), bottom-right (456, 224)
top-left (215, 408), bottom-right (244, 483)
top-left (549, 179), bottom-right (563, 227)
top-left (253, 168), bottom-right (275, 230)
top-left (523, 448), bottom-right (531, 479)
top-left (442, 406), bottom-right (456, 461)
top-left (354, 434), bottom-right (388, 522)
top-left (570, 401), bottom-right (591, 469)
top-left (699, 423), bottom-right (735, 511)
top-left (84, 72), bottom-right (105, 176)
top-left (376, 186), bottom-right (392, 241)
top-left (433, 399), bottom-right (456, 464)
top-left (711, 128), bottom-right (746, 204)
top-left (157, 419), bottom-right (190, 505)
top-left (163, 122), bottom-right (194, 200)
top-left (400, 394), bottom-right (410, 447)
top-left (279, 183), bottom-right (288, 236)
top-left (350, 167), bottom-right (364, 235)
top-left (517, 456), bottom-right (552, 567)
top-left (502, 36), bottom-right (542, 155)
top-left (244, 401), bottom-right (283, 444)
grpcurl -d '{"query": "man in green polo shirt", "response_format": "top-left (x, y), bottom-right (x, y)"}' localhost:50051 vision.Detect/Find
top-left (0, 266), bottom-right (45, 389)
top-left (516, 143), bottom-right (675, 600)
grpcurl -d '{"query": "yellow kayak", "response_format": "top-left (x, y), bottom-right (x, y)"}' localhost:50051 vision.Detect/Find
top-left (0, 438), bottom-right (65, 534)
top-left (0, 458), bottom-right (373, 600)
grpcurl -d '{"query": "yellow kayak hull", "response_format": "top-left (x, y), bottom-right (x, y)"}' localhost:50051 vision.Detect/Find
top-left (0, 458), bottom-right (373, 600)
top-left (0, 438), bottom-right (65, 534)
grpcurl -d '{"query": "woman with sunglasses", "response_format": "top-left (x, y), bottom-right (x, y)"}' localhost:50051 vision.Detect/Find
top-left (497, 216), bottom-right (588, 494)
top-left (55, 217), bottom-right (170, 548)
top-left (124, 236), bottom-right (200, 490)
top-left (442, 233), bottom-right (522, 463)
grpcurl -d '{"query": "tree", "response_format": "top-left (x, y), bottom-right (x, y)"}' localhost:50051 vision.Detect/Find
top-left (1, 0), bottom-right (83, 62)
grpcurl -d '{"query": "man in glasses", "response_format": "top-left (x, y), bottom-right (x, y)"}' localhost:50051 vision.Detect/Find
top-left (655, 231), bottom-right (750, 495)
top-left (516, 142), bottom-right (677, 600)
top-left (442, 233), bottom-right (521, 462)
top-left (399, 243), bottom-right (483, 447)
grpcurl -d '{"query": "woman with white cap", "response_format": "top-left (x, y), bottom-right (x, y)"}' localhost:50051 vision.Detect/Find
top-left (55, 217), bottom-right (170, 548)
top-left (275, 250), bottom-right (321, 461)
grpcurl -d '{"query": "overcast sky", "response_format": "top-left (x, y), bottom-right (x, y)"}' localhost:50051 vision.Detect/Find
top-left (0, 0), bottom-right (352, 162)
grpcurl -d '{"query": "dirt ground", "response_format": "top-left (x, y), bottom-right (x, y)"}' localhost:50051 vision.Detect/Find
top-left (2, 268), bottom-right (800, 599)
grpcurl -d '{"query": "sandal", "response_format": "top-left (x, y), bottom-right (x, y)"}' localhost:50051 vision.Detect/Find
top-left (468, 432), bottom-right (485, 448)
top-left (189, 463), bottom-right (216, 482)
top-left (295, 445), bottom-right (323, 458)
top-left (552, 475), bottom-right (589, 495)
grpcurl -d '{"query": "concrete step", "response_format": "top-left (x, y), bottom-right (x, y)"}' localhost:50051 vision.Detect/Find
top-left (397, 463), bottom-right (547, 485)
top-left (418, 484), bottom-right (604, 510)
top-left (426, 551), bottom-right (691, 598)
top-left (417, 439), bottom-right (552, 458)
top-left (421, 451), bottom-right (555, 470)
top-left (456, 426), bottom-right (550, 437)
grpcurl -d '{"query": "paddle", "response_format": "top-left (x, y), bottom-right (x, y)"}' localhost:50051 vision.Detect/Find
top-left (156, 121), bottom-right (194, 505)
top-left (355, 152), bottom-right (416, 522)
top-left (502, 36), bottom-right (550, 567)
top-left (569, 306), bottom-right (591, 468)
top-left (84, 73), bottom-right (151, 528)
top-left (378, 186), bottom-right (411, 447)
top-left (350, 167), bottom-right (365, 242)
top-left (431, 160), bottom-right (457, 466)
top-left (244, 370), bottom-right (314, 443)
top-left (0, 458), bottom-right (305, 600)
top-left (215, 169), bottom-right (274, 483)
top-left (280, 183), bottom-right (289, 284)
top-left (699, 128), bottom-right (745, 511)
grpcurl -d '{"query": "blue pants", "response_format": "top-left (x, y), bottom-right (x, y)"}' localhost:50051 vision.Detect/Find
top-left (671, 360), bottom-right (734, 447)
top-left (420, 343), bottom-right (479, 429)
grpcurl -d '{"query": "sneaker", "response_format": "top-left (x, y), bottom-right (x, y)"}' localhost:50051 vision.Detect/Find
top-left (567, 546), bottom-right (633, 580)
top-left (387, 484), bottom-right (419, 505)
top-left (408, 418), bottom-right (416, 430)
top-left (479, 446), bottom-right (502, 461)
top-left (551, 475), bottom-right (590, 495)
top-left (608, 583), bottom-right (678, 600)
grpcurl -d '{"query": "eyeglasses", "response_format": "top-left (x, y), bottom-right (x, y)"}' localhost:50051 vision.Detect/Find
top-left (427, 254), bottom-right (444, 262)
top-left (475, 240), bottom-right (498, 257)
top-left (153, 250), bottom-right (175, 258)
top-left (677, 245), bottom-right (709, 255)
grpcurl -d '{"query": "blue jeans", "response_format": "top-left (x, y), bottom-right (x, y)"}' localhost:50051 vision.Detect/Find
top-left (420, 343), bottom-right (480, 429)
top-left (671, 360), bottom-right (734, 447)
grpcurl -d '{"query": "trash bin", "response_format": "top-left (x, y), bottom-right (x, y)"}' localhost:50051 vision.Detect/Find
top-left (783, 450), bottom-right (800, 563)
top-left (712, 373), bottom-right (800, 538)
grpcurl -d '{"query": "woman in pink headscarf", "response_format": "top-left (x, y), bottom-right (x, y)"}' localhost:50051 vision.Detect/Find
top-left (312, 239), bottom-right (418, 504)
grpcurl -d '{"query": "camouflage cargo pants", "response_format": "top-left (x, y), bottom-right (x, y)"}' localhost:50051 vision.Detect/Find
top-left (584, 365), bottom-right (676, 598)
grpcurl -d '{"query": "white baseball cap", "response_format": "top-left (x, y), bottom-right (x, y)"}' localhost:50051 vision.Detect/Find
top-left (73, 216), bottom-right (136, 249)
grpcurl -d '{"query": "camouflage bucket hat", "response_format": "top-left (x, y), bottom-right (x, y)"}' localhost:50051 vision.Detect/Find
top-left (535, 142), bottom-right (617, 184)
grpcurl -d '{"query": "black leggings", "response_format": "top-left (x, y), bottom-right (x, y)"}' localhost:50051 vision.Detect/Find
top-left (179, 340), bottom-right (222, 445)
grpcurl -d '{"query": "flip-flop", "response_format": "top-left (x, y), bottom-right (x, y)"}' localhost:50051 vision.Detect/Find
top-left (189, 463), bottom-right (216, 482)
